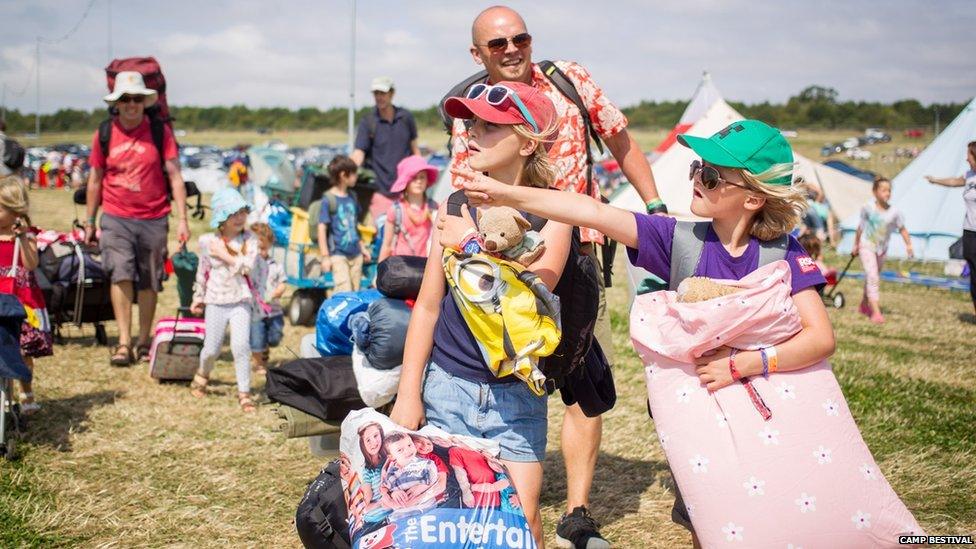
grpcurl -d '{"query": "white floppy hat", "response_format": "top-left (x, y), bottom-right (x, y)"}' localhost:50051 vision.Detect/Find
top-left (103, 71), bottom-right (158, 106)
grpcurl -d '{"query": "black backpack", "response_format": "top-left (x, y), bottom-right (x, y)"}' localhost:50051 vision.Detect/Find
top-left (1, 135), bottom-right (26, 174)
top-left (446, 191), bottom-right (599, 391)
top-left (439, 60), bottom-right (617, 288)
top-left (295, 459), bottom-right (351, 549)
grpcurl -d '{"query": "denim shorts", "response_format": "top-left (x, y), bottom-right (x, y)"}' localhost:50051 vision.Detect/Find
top-left (422, 362), bottom-right (548, 462)
top-left (250, 313), bottom-right (284, 352)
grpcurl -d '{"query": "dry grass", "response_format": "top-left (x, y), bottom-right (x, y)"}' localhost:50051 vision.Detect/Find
top-left (2, 187), bottom-right (974, 547)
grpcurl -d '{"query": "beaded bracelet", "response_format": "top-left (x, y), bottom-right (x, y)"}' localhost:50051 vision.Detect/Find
top-left (728, 348), bottom-right (742, 381)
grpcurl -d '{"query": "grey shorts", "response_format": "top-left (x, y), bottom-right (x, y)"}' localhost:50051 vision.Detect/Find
top-left (99, 213), bottom-right (169, 292)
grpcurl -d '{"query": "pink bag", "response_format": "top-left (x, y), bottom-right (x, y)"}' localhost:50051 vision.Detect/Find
top-left (149, 311), bottom-right (205, 381)
top-left (630, 261), bottom-right (924, 548)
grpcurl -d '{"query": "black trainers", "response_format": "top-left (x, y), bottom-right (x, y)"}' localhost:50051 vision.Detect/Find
top-left (555, 505), bottom-right (611, 548)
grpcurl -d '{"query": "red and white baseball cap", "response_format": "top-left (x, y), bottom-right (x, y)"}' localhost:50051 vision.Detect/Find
top-left (443, 81), bottom-right (557, 136)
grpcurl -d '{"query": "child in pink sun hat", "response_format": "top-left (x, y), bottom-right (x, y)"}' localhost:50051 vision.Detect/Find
top-left (378, 155), bottom-right (439, 261)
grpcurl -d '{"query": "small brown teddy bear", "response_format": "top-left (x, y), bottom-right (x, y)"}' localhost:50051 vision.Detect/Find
top-left (476, 206), bottom-right (546, 266)
top-left (676, 277), bottom-right (741, 303)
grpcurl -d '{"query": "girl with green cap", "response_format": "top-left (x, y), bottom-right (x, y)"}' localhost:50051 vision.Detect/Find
top-left (456, 119), bottom-right (837, 544)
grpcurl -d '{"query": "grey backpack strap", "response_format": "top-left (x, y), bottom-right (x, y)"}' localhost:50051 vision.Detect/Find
top-left (758, 234), bottom-right (790, 268)
top-left (668, 221), bottom-right (709, 290)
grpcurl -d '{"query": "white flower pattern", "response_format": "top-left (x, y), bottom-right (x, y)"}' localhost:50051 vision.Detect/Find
top-left (658, 432), bottom-right (670, 451)
top-left (813, 445), bottom-right (832, 465)
top-left (860, 463), bottom-right (877, 480)
top-left (690, 454), bottom-right (710, 474)
top-left (716, 413), bottom-right (730, 428)
top-left (743, 476), bottom-right (765, 496)
top-left (795, 493), bottom-right (817, 513)
top-left (676, 384), bottom-right (692, 404)
top-left (852, 510), bottom-right (872, 529)
top-left (722, 522), bottom-right (744, 542)
top-left (776, 382), bottom-right (797, 400)
top-left (758, 426), bottom-right (781, 445)
top-left (822, 399), bottom-right (840, 416)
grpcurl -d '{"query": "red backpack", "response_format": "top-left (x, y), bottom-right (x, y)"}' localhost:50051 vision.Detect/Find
top-left (98, 57), bottom-right (177, 197)
top-left (105, 57), bottom-right (171, 123)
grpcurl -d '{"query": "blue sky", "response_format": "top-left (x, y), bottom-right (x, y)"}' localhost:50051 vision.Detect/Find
top-left (1, 0), bottom-right (973, 114)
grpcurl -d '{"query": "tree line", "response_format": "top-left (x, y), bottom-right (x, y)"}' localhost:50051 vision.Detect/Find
top-left (1, 86), bottom-right (966, 135)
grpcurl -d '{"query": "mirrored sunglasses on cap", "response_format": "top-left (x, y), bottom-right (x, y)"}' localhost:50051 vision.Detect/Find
top-left (465, 83), bottom-right (540, 133)
top-left (689, 160), bottom-right (748, 191)
top-left (476, 32), bottom-right (532, 52)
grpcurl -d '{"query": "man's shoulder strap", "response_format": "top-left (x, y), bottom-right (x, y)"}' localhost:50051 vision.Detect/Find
top-left (149, 116), bottom-right (166, 174)
top-left (538, 60), bottom-right (605, 156)
top-left (366, 111), bottom-right (378, 141)
top-left (439, 70), bottom-right (489, 134)
top-left (668, 221), bottom-right (709, 290)
top-left (98, 119), bottom-right (113, 159)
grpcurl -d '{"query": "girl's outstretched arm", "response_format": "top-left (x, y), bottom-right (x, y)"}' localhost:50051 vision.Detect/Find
top-left (454, 167), bottom-right (639, 248)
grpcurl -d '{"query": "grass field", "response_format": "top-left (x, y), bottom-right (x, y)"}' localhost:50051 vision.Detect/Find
top-left (1, 161), bottom-right (974, 547)
top-left (19, 126), bottom-right (922, 182)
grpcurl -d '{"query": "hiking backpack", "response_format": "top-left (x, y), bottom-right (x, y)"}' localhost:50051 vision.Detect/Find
top-left (307, 190), bottom-right (360, 248)
top-left (295, 459), bottom-right (352, 549)
top-left (439, 60), bottom-right (618, 287)
top-left (667, 221), bottom-right (790, 290)
top-left (98, 57), bottom-right (173, 195)
top-left (447, 191), bottom-right (599, 392)
top-left (388, 199), bottom-right (437, 255)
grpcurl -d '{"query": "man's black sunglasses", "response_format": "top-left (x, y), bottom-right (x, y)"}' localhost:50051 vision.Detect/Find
top-left (476, 32), bottom-right (532, 52)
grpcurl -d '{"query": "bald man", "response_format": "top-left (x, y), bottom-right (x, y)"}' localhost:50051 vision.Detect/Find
top-left (444, 6), bottom-right (666, 548)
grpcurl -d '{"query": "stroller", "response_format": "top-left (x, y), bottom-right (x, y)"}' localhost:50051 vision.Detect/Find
top-left (821, 254), bottom-right (856, 309)
top-left (0, 294), bottom-right (32, 460)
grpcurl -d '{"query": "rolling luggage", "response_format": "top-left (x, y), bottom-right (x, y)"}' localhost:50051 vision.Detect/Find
top-left (149, 308), bottom-right (205, 381)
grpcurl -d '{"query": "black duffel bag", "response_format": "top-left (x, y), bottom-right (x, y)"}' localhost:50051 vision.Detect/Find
top-left (296, 459), bottom-right (351, 549)
top-left (375, 255), bottom-right (426, 300)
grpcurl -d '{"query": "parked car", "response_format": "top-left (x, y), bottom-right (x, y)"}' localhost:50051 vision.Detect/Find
top-left (863, 128), bottom-right (891, 144)
top-left (904, 128), bottom-right (925, 138)
top-left (846, 147), bottom-right (872, 160)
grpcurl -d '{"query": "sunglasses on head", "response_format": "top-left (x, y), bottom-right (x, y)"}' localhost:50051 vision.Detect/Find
top-left (689, 160), bottom-right (748, 191)
top-left (476, 32), bottom-right (532, 52)
top-left (465, 83), bottom-right (539, 133)
top-left (117, 95), bottom-right (145, 104)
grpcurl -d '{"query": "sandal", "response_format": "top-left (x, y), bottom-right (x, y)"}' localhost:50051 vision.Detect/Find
top-left (110, 344), bottom-right (133, 367)
top-left (190, 374), bottom-right (209, 398)
top-left (238, 392), bottom-right (257, 413)
top-left (19, 392), bottom-right (40, 415)
top-left (135, 342), bottom-right (152, 363)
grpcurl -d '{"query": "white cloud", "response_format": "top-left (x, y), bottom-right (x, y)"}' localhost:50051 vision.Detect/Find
top-left (0, 0), bottom-right (972, 114)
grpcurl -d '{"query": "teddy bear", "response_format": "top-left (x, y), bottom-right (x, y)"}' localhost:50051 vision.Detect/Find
top-left (476, 206), bottom-right (546, 266)
top-left (676, 276), bottom-right (741, 303)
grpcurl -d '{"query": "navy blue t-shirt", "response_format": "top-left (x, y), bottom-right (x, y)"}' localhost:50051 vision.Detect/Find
top-left (354, 107), bottom-right (417, 196)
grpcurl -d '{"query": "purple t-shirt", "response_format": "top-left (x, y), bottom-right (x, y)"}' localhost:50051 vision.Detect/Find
top-left (626, 213), bottom-right (825, 294)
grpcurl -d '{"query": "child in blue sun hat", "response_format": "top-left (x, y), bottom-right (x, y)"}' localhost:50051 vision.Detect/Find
top-left (190, 188), bottom-right (262, 412)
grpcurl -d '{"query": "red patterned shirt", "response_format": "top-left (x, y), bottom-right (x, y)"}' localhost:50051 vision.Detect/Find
top-left (449, 61), bottom-right (628, 243)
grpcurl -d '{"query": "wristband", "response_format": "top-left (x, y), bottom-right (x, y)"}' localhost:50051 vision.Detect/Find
top-left (728, 348), bottom-right (742, 381)
top-left (765, 346), bottom-right (778, 373)
top-left (760, 348), bottom-right (770, 378)
top-left (645, 199), bottom-right (668, 215)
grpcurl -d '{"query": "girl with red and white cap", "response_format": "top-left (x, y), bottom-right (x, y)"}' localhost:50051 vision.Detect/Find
top-left (389, 81), bottom-right (568, 545)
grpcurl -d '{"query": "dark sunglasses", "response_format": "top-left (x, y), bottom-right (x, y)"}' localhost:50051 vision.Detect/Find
top-left (689, 160), bottom-right (748, 191)
top-left (117, 95), bottom-right (145, 104)
top-left (476, 32), bottom-right (532, 52)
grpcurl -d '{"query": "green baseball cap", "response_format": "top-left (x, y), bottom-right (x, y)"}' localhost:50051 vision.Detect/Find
top-left (677, 119), bottom-right (794, 185)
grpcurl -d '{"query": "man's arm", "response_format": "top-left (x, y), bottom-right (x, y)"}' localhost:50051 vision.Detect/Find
top-left (166, 158), bottom-right (191, 243)
top-left (84, 167), bottom-right (104, 244)
top-left (350, 149), bottom-right (365, 166)
top-left (410, 139), bottom-right (420, 156)
top-left (604, 129), bottom-right (662, 206)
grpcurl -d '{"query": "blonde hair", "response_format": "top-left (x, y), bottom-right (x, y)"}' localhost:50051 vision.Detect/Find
top-left (734, 163), bottom-right (806, 241)
top-left (512, 122), bottom-right (558, 189)
top-left (0, 175), bottom-right (31, 226)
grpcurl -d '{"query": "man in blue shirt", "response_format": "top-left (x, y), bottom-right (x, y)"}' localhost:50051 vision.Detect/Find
top-left (351, 76), bottom-right (420, 221)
